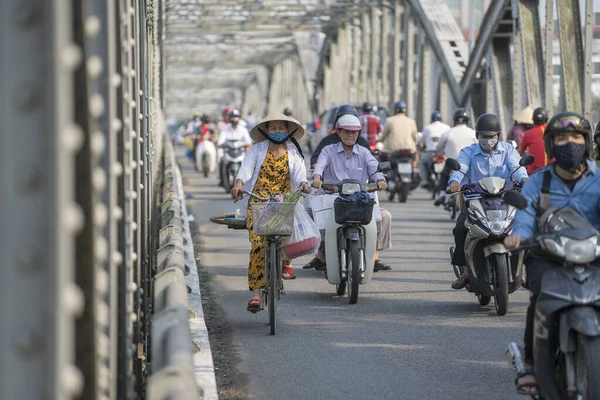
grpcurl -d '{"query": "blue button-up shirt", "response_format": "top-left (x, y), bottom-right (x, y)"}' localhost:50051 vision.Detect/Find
top-left (448, 141), bottom-right (528, 185)
top-left (312, 142), bottom-right (385, 183)
top-left (512, 159), bottom-right (600, 239)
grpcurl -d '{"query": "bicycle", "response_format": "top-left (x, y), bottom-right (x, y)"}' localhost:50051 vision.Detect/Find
top-left (242, 190), bottom-right (297, 335)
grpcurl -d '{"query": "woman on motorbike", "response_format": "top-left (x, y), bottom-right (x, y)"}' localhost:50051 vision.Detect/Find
top-left (231, 113), bottom-right (312, 312)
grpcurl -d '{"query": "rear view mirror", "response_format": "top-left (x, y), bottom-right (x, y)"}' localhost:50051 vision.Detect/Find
top-left (520, 154), bottom-right (535, 167)
top-left (503, 191), bottom-right (528, 210)
top-left (446, 158), bottom-right (461, 171)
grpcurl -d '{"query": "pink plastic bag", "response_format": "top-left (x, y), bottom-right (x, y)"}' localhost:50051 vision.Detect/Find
top-left (280, 203), bottom-right (320, 260)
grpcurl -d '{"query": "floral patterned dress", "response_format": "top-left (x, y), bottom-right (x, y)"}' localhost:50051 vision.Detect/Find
top-left (246, 150), bottom-right (291, 290)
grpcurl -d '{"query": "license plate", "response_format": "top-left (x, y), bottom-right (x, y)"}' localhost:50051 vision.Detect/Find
top-left (397, 163), bottom-right (412, 174)
top-left (434, 163), bottom-right (445, 173)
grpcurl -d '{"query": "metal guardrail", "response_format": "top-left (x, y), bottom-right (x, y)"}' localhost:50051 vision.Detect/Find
top-left (146, 137), bottom-right (213, 400)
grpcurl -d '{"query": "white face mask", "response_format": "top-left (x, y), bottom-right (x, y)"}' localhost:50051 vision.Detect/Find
top-left (479, 137), bottom-right (498, 151)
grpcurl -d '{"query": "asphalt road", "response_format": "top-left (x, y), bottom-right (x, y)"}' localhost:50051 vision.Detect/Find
top-left (180, 151), bottom-right (528, 400)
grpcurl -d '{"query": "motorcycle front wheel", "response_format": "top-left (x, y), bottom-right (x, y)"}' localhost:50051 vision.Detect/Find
top-left (347, 240), bottom-right (361, 304)
top-left (575, 334), bottom-right (600, 399)
top-left (492, 254), bottom-right (509, 316)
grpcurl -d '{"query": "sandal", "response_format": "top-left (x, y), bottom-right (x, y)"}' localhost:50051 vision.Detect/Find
top-left (247, 298), bottom-right (261, 313)
top-left (515, 369), bottom-right (539, 396)
top-left (282, 266), bottom-right (296, 280)
top-left (374, 259), bottom-right (391, 271)
top-left (302, 257), bottom-right (327, 271)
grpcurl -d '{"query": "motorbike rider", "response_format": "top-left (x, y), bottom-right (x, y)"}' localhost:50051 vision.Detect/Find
top-left (503, 111), bottom-right (600, 396)
top-left (434, 108), bottom-right (477, 205)
top-left (449, 113), bottom-right (528, 290)
top-left (379, 101), bottom-right (419, 173)
top-left (519, 107), bottom-right (550, 174)
top-left (217, 109), bottom-right (252, 187)
top-left (310, 104), bottom-right (370, 168)
top-left (419, 111), bottom-right (450, 186)
top-left (305, 114), bottom-right (393, 272)
top-left (359, 101), bottom-right (383, 149)
top-left (283, 107), bottom-right (293, 117)
top-left (231, 113), bottom-right (312, 313)
top-left (507, 105), bottom-right (535, 148)
top-left (217, 106), bottom-right (232, 132)
top-left (594, 122), bottom-right (600, 160)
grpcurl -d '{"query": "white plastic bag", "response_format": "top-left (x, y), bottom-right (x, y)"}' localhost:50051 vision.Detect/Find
top-left (280, 203), bottom-right (321, 260)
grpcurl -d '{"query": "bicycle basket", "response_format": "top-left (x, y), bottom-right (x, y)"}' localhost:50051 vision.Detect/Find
top-left (334, 202), bottom-right (374, 225)
top-left (251, 202), bottom-right (296, 236)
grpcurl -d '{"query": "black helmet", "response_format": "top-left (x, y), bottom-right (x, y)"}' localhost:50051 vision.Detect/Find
top-left (200, 113), bottom-right (210, 124)
top-left (283, 107), bottom-right (293, 116)
top-left (533, 107), bottom-right (548, 125)
top-left (362, 101), bottom-right (374, 113)
top-left (334, 104), bottom-right (359, 126)
top-left (431, 111), bottom-right (442, 123)
top-left (229, 108), bottom-right (241, 119)
top-left (544, 111), bottom-right (591, 158)
top-left (394, 101), bottom-right (407, 114)
top-left (453, 108), bottom-right (470, 125)
top-left (594, 121), bottom-right (600, 140)
top-left (475, 113), bottom-right (501, 137)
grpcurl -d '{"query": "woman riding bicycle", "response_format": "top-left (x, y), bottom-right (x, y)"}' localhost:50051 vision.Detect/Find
top-left (231, 113), bottom-right (312, 312)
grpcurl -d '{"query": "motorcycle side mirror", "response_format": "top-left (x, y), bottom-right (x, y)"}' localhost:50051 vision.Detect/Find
top-left (503, 191), bottom-right (528, 210)
top-left (378, 161), bottom-right (391, 172)
top-left (446, 158), bottom-right (461, 171)
top-left (519, 154), bottom-right (535, 167)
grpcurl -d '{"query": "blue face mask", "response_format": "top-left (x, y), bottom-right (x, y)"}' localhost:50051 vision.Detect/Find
top-left (268, 131), bottom-right (289, 142)
top-left (258, 127), bottom-right (297, 144)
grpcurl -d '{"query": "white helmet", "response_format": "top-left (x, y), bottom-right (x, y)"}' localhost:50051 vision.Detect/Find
top-left (336, 114), bottom-right (361, 132)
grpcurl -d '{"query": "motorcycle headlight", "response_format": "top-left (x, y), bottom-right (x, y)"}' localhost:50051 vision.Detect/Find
top-left (486, 209), bottom-right (509, 235)
top-left (341, 182), bottom-right (361, 195)
top-left (556, 236), bottom-right (598, 264)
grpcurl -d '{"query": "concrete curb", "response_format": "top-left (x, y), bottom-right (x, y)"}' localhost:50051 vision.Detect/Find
top-left (174, 151), bottom-right (219, 400)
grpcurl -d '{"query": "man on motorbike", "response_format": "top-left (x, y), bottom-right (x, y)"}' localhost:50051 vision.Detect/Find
top-left (519, 107), bottom-right (550, 174)
top-left (217, 109), bottom-right (252, 186)
top-left (310, 104), bottom-right (370, 168)
top-left (359, 101), bottom-right (383, 149)
top-left (503, 111), bottom-right (600, 396)
top-left (419, 111), bottom-right (450, 186)
top-left (449, 113), bottom-right (528, 290)
top-left (379, 101), bottom-right (419, 173)
top-left (305, 114), bottom-right (393, 272)
top-left (434, 108), bottom-right (477, 206)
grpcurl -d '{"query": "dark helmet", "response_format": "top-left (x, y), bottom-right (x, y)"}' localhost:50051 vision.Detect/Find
top-left (475, 113), bottom-right (501, 137)
top-left (362, 101), bottom-right (374, 113)
top-left (594, 121), bottom-right (600, 140)
top-left (200, 113), bottom-right (210, 124)
top-left (334, 104), bottom-right (359, 126)
top-left (453, 108), bottom-right (470, 125)
top-left (283, 107), bottom-right (293, 116)
top-left (431, 111), bottom-right (442, 123)
top-left (544, 111), bottom-right (592, 158)
top-left (533, 107), bottom-right (548, 125)
top-left (229, 108), bottom-right (241, 119)
top-left (394, 101), bottom-right (408, 114)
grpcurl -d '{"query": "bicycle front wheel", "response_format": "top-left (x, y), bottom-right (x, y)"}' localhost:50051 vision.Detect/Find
top-left (269, 239), bottom-right (278, 335)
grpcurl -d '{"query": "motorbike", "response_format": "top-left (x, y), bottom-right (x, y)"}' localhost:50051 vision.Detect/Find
top-left (504, 191), bottom-right (600, 400)
top-left (427, 154), bottom-right (446, 199)
top-left (446, 155), bottom-right (534, 315)
top-left (385, 148), bottom-right (418, 203)
top-left (195, 136), bottom-right (217, 178)
top-left (220, 140), bottom-right (245, 192)
top-left (311, 162), bottom-right (391, 304)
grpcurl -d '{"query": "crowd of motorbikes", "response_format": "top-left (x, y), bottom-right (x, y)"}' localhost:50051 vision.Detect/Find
top-left (192, 125), bottom-right (599, 399)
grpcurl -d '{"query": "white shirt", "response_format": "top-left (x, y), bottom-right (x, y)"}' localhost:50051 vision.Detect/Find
top-left (436, 124), bottom-right (477, 159)
top-left (217, 124), bottom-right (252, 146)
top-left (235, 140), bottom-right (307, 216)
top-left (420, 121), bottom-right (450, 151)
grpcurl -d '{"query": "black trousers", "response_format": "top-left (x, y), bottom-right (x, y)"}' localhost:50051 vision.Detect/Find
top-left (435, 164), bottom-right (452, 193)
top-left (451, 210), bottom-right (468, 267)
